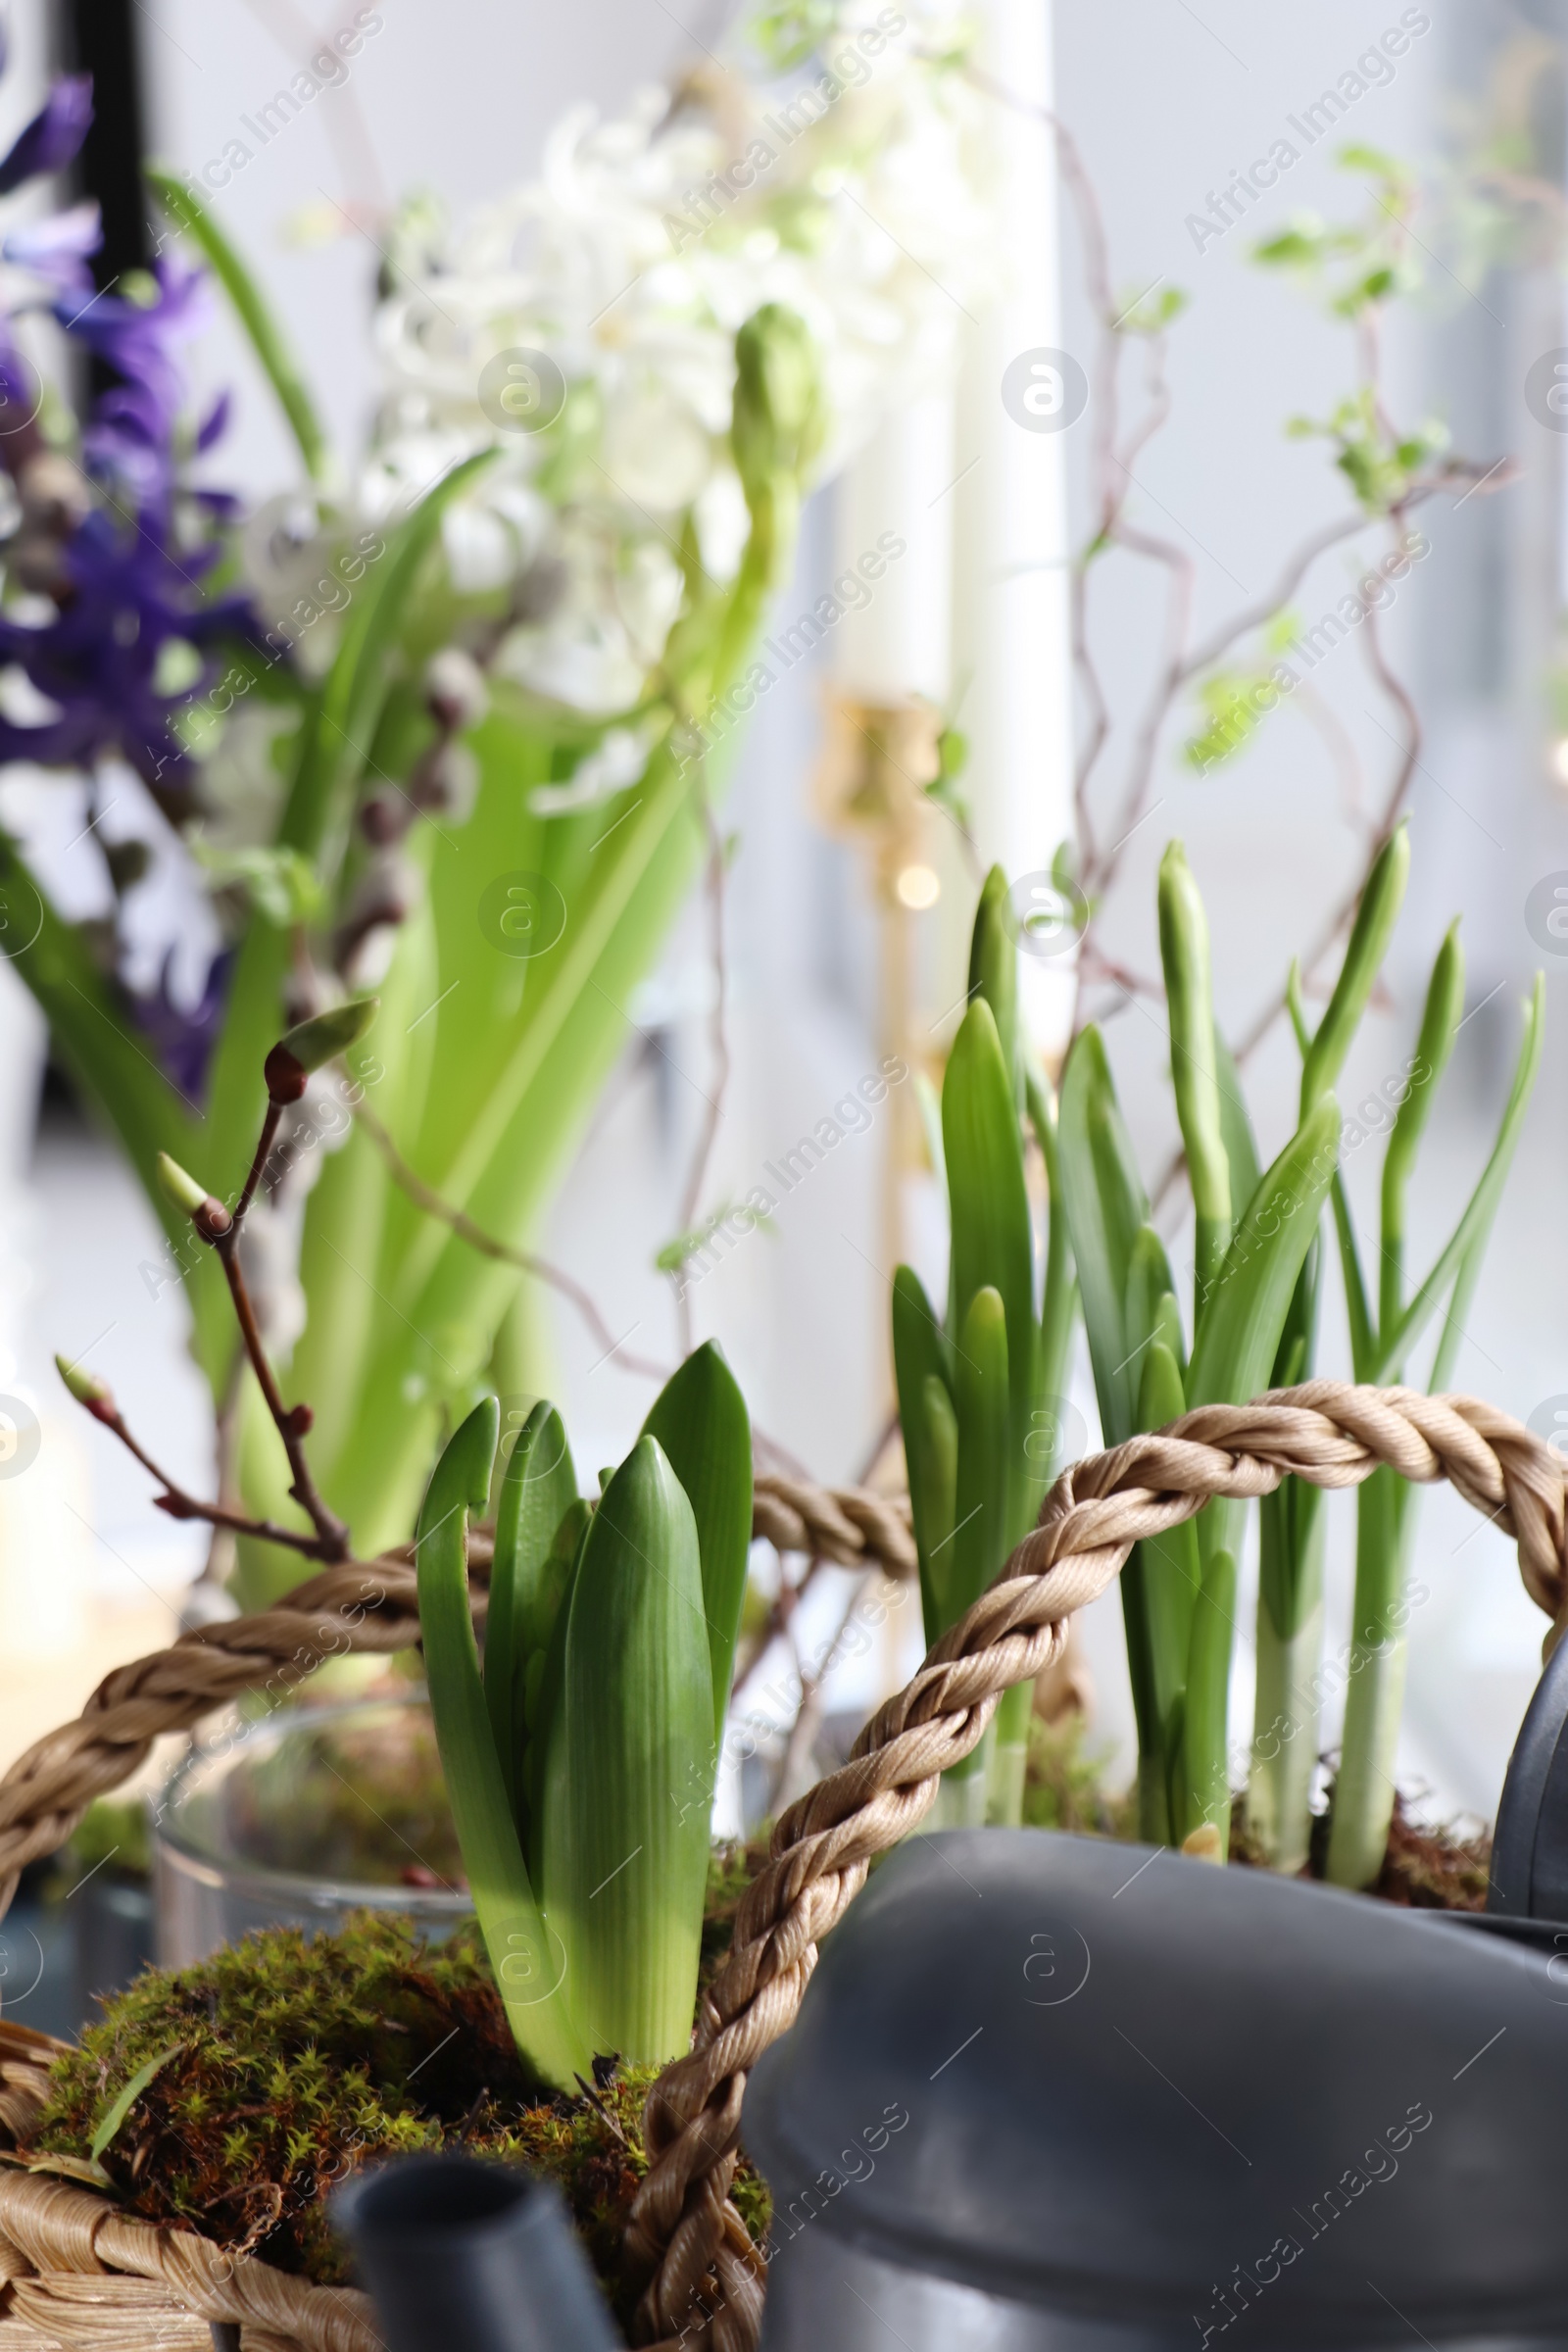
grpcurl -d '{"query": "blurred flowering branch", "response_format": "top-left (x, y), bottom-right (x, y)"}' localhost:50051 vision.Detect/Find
top-left (966, 70), bottom-right (1514, 1073)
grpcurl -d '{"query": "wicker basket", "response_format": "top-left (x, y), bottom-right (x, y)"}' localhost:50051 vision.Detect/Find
top-left (0, 1386), bottom-right (1561, 2352)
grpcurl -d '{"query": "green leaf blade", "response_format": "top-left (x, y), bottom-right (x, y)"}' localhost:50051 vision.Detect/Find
top-left (1188, 1095), bottom-right (1341, 1413)
top-left (1299, 824), bottom-right (1408, 1116)
top-left (945, 1286), bottom-right (1009, 1785)
top-left (90, 2043), bottom-right (185, 2164)
top-left (550, 1435), bottom-right (714, 2064)
top-left (486, 1402), bottom-right (578, 1819)
top-left (1057, 1027), bottom-right (1150, 1446)
top-left (640, 1342), bottom-right (754, 1743)
top-left (892, 1263), bottom-right (955, 1639)
top-left (1136, 1337), bottom-right (1201, 1736)
top-left (1377, 975), bottom-right (1544, 1382)
top-left (416, 1398), bottom-right (587, 2088)
top-left (146, 166), bottom-right (328, 481)
top-left (942, 1001), bottom-right (1035, 1540)
top-left (1157, 842), bottom-right (1230, 1303)
top-left (967, 864), bottom-right (1020, 1102)
top-left (949, 1284), bottom-right (1010, 1628)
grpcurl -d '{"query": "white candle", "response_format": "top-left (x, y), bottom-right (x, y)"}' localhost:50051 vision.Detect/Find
top-left (951, 0), bottom-right (1075, 1053)
top-left (831, 390), bottom-right (956, 709)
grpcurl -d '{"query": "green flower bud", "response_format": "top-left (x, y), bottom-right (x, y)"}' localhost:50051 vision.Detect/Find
top-left (265, 997), bottom-right (379, 1103)
top-left (56, 1353), bottom-right (113, 1416)
top-left (731, 304), bottom-right (826, 506)
top-left (967, 865), bottom-right (1019, 1105)
top-left (157, 1152), bottom-right (231, 1242)
top-left (1157, 840), bottom-right (1229, 1302)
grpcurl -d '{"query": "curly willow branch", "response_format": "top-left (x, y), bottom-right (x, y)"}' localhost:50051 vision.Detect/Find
top-left (623, 1383), bottom-right (1568, 2352)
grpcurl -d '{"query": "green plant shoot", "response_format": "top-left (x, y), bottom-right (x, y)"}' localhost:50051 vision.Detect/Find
top-left (1321, 956), bottom-right (1544, 1888)
top-left (1060, 845), bottom-right (1337, 1858)
top-left (893, 868), bottom-right (1075, 1828)
top-left (1245, 822), bottom-right (1408, 1871)
top-left (417, 1343), bottom-right (748, 2081)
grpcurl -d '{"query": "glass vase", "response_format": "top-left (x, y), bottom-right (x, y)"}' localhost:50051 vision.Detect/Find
top-left (155, 1692), bottom-right (471, 1966)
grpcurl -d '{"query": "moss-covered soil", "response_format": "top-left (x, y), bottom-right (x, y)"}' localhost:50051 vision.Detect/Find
top-left (16, 1907), bottom-right (766, 2329)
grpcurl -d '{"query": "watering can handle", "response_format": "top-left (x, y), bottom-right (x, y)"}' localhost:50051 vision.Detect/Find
top-left (1491, 1630), bottom-right (1568, 1919)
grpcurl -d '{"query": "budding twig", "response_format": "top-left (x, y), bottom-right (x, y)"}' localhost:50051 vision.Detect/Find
top-left (151, 1005), bottom-right (378, 1567)
top-left (161, 1149), bottom-right (349, 1557)
top-left (54, 1354), bottom-right (353, 1567)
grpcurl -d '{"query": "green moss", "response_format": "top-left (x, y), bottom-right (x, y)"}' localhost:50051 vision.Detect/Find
top-left (60, 1797), bottom-right (153, 1884)
top-left (1020, 1715), bottom-right (1135, 1838)
top-left (23, 1910), bottom-right (768, 2326)
top-left (700, 1835), bottom-right (771, 1991)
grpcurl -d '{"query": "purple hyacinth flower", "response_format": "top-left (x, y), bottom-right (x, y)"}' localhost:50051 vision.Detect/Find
top-left (0, 75), bottom-right (93, 195)
top-left (3, 199), bottom-right (101, 293)
top-left (58, 259), bottom-right (208, 435)
top-left (129, 944), bottom-right (234, 1103)
top-left (0, 505), bottom-right (262, 790)
top-left (195, 389), bottom-right (231, 453)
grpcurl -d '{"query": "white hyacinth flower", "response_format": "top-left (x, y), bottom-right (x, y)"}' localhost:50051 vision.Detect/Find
top-left (358, 1), bottom-right (993, 718)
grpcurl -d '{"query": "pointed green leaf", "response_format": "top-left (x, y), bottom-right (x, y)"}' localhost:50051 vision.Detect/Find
top-left (1057, 1026), bottom-right (1150, 1446)
top-left (549, 1435), bottom-right (713, 2064)
top-left (417, 1398), bottom-right (588, 2087)
top-left (1330, 1171), bottom-right (1374, 1379)
top-left (942, 998), bottom-right (1036, 1540)
top-left (146, 165), bottom-right (328, 480)
top-left (641, 1341), bottom-right (754, 1741)
top-left (1136, 1339), bottom-right (1201, 1738)
top-left (1180, 1545), bottom-right (1238, 1852)
top-left (915, 1373), bottom-right (958, 1646)
top-left (1124, 1225), bottom-right (1185, 1391)
top-left (1299, 824), bottom-right (1408, 1115)
top-left (1376, 976), bottom-right (1544, 1382)
top-left (944, 1287), bottom-right (1009, 1781)
top-left (1025, 1070), bottom-right (1079, 1526)
top-left (1378, 921), bottom-right (1463, 1336)
top-left (1158, 842), bottom-right (1230, 1302)
top-left (522, 1501), bottom-right (590, 1887)
top-left (90, 2042), bottom-right (186, 2163)
top-left (967, 864), bottom-right (1020, 1103)
top-left (486, 1402), bottom-right (578, 1818)
top-left (948, 1286), bottom-right (1010, 1627)
top-left (892, 1262), bottom-right (955, 1633)
top-left (1188, 1096), bottom-right (1340, 1412)
top-left (1213, 1026), bottom-right (1260, 1214)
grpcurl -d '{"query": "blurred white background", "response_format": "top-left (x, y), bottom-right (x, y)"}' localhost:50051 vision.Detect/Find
top-left (3, 0), bottom-right (1567, 1829)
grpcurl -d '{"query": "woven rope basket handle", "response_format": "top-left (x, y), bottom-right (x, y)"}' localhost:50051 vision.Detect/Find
top-left (622, 1382), bottom-right (1568, 2352)
top-left (0, 1476), bottom-right (914, 1918)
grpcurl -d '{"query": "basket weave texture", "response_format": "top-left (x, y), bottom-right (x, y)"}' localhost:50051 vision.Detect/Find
top-left (0, 1386), bottom-right (1561, 2352)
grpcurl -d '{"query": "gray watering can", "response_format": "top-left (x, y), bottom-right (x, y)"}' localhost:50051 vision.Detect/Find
top-left (337, 1642), bottom-right (1568, 2352)
top-left (745, 1823), bottom-right (1568, 2349)
top-left (740, 1635), bottom-right (1568, 2349)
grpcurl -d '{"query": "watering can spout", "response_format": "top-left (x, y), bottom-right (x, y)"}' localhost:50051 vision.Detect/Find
top-left (335, 2151), bottom-right (622, 2352)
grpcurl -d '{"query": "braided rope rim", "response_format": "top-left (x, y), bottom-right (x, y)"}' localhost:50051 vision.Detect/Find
top-left (0, 1388), bottom-right (1560, 2352)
